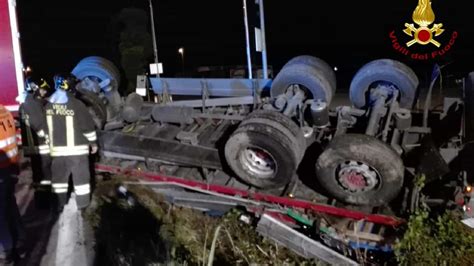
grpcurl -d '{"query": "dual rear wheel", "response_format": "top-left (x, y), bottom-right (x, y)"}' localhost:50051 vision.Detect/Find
top-left (225, 57), bottom-right (414, 206)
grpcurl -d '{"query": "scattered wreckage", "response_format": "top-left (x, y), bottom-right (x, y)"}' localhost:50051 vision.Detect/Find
top-left (69, 55), bottom-right (473, 264)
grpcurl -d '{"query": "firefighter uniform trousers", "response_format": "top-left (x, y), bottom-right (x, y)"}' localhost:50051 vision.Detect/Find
top-left (51, 156), bottom-right (91, 208)
top-left (45, 96), bottom-right (97, 210)
top-left (0, 105), bottom-right (22, 253)
top-left (20, 93), bottom-right (52, 187)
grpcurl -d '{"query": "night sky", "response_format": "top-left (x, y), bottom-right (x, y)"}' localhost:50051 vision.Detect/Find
top-left (17, 0), bottom-right (474, 90)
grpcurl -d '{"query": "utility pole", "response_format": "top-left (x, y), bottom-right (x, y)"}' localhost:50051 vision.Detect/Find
top-left (258, 0), bottom-right (268, 79)
top-left (149, 0), bottom-right (160, 77)
top-left (243, 0), bottom-right (253, 79)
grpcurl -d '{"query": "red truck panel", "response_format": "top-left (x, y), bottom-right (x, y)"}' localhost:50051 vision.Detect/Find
top-left (0, 0), bottom-right (22, 110)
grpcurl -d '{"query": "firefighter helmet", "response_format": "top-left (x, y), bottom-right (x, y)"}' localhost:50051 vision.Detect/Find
top-left (54, 73), bottom-right (77, 91)
top-left (26, 75), bottom-right (51, 92)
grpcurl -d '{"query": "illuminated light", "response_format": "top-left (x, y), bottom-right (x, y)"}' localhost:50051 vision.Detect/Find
top-left (466, 186), bottom-right (472, 193)
top-left (333, 66), bottom-right (338, 72)
top-left (463, 205), bottom-right (467, 212)
top-left (288, 193), bottom-right (294, 198)
top-left (178, 47), bottom-right (184, 55)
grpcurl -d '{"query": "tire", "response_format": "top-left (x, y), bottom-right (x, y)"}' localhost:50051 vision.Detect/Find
top-left (282, 55), bottom-right (336, 94)
top-left (76, 89), bottom-right (107, 129)
top-left (78, 56), bottom-right (121, 84)
top-left (271, 63), bottom-right (333, 104)
top-left (315, 134), bottom-right (404, 206)
top-left (241, 110), bottom-right (306, 162)
top-left (225, 121), bottom-right (298, 189)
top-left (349, 59), bottom-right (419, 109)
top-left (72, 56), bottom-right (121, 92)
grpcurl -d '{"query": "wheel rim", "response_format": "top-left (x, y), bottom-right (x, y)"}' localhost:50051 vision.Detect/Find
top-left (239, 147), bottom-right (276, 179)
top-left (337, 160), bottom-right (380, 193)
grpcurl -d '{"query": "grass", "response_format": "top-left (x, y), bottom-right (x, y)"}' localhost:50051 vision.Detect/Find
top-left (85, 178), bottom-right (322, 265)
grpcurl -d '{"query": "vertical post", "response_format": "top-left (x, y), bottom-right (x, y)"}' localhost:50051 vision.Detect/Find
top-left (243, 0), bottom-right (253, 79)
top-left (258, 0), bottom-right (268, 79)
top-left (178, 47), bottom-right (185, 73)
top-left (149, 0), bottom-right (160, 77)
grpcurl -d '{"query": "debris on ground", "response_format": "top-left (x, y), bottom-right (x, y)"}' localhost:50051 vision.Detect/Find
top-left (85, 178), bottom-right (324, 265)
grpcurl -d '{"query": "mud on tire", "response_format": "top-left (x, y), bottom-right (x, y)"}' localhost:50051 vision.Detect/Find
top-left (315, 134), bottom-right (404, 206)
top-left (241, 110), bottom-right (306, 162)
top-left (271, 63), bottom-right (333, 104)
top-left (282, 55), bottom-right (336, 94)
top-left (224, 119), bottom-right (299, 189)
top-left (349, 59), bottom-right (419, 109)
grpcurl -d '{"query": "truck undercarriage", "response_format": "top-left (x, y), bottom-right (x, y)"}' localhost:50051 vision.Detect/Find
top-left (69, 55), bottom-right (473, 263)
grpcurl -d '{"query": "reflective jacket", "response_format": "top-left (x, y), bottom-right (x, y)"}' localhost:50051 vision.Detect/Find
top-left (19, 93), bottom-right (50, 156)
top-left (45, 93), bottom-right (97, 157)
top-left (0, 105), bottom-right (19, 168)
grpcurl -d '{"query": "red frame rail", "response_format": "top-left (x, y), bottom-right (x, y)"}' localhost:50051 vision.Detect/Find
top-left (95, 163), bottom-right (404, 227)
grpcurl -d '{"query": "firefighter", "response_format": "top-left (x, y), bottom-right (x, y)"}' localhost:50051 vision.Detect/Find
top-left (18, 76), bottom-right (52, 207)
top-left (45, 73), bottom-right (98, 211)
top-left (0, 104), bottom-right (23, 264)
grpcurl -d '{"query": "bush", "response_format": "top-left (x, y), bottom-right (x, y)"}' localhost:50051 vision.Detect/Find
top-left (395, 209), bottom-right (474, 265)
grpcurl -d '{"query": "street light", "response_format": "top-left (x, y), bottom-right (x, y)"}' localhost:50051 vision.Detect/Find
top-left (178, 47), bottom-right (184, 73)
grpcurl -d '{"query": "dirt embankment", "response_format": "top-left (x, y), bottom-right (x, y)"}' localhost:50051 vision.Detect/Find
top-left (85, 178), bottom-right (322, 265)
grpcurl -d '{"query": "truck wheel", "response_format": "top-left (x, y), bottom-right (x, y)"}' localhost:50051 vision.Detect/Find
top-left (271, 63), bottom-right (333, 104)
top-left (315, 134), bottom-right (404, 206)
top-left (77, 56), bottom-right (121, 85)
top-left (72, 56), bottom-right (121, 92)
top-left (241, 110), bottom-right (306, 162)
top-left (282, 55), bottom-right (336, 94)
top-left (349, 59), bottom-right (419, 109)
top-left (225, 121), bottom-right (299, 189)
top-left (76, 89), bottom-right (107, 129)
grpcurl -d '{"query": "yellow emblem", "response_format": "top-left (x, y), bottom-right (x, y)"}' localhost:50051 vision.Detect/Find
top-left (403, 0), bottom-right (444, 47)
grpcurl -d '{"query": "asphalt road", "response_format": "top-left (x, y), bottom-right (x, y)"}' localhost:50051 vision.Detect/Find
top-left (13, 158), bottom-right (94, 266)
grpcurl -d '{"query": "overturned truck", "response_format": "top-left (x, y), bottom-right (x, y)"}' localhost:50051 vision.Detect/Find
top-left (73, 56), bottom-right (471, 206)
top-left (71, 55), bottom-right (473, 262)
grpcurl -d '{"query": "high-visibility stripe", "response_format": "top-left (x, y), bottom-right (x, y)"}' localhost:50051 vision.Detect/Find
top-left (66, 116), bottom-right (74, 147)
top-left (83, 132), bottom-right (95, 138)
top-left (75, 184), bottom-right (90, 190)
top-left (75, 190), bottom-right (90, 196)
top-left (53, 188), bottom-right (68, 194)
top-left (51, 145), bottom-right (89, 151)
top-left (52, 183), bottom-right (69, 188)
top-left (46, 115), bottom-right (53, 147)
top-left (38, 144), bottom-right (50, 154)
top-left (40, 180), bottom-right (52, 185)
top-left (0, 147), bottom-right (18, 162)
top-left (50, 145), bottom-right (89, 157)
top-left (51, 150), bottom-right (89, 156)
top-left (83, 131), bottom-right (96, 142)
top-left (0, 136), bottom-right (17, 149)
top-left (7, 147), bottom-right (18, 158)
top-left (37, 130), bottom-right (45, 138)
top-left (75, 184), bottom-right (90, 196)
